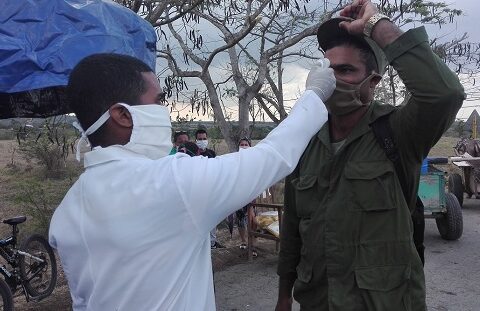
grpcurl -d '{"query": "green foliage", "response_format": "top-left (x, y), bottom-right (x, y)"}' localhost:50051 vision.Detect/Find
top-left (455, 120), bottom-right (466, 138)
top-left (249, 125), bottom-right (274, 140)
top-left (15, 116), bottom-right (77, 178)
top-left (206, 126), bottom-right (224, 139)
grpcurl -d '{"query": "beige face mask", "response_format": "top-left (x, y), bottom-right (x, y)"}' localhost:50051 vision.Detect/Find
top-left (325, 73), bottom-right (380, 116)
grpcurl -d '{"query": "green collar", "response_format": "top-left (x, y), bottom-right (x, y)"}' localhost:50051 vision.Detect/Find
top-left (317, 101), bottom-right (397, 149)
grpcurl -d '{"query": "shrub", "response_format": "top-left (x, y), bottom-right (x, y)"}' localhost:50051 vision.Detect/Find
top-left (11, 176), bottom-right (76, 237)
top-left (16, 116), bottom-right (77, 178)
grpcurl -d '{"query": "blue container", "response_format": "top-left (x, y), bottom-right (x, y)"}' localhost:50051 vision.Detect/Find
top-left (420, 158), bottom-right (428, 174)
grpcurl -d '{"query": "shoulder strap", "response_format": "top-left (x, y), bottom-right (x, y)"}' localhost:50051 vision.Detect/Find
top-left (371, 113), bottom-right (426, 265)
top-left (371, 114), bottom-right (424, 208)
top-left (370, 113), bottom-right (410, 204)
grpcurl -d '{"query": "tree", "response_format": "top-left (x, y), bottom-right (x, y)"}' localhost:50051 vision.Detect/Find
top-left (455, 119), bottom-right (466, 138)
top-left (374, 0), bottom-right (479, 105)
top-left (118, 0), bottom-right (477, 151)
top-left (154, 0), bottom-right (339, 150)
top-left (114, 0), bottom-right (206, 26)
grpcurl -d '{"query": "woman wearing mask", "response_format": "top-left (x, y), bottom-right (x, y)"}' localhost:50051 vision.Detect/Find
top-left (236, 138), bottom-right (258, 257)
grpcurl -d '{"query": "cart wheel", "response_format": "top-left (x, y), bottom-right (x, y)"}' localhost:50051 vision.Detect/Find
top-left (436, 193), bottom-right (463, 240)
top-left (448, 173), bottom-right (464, 207)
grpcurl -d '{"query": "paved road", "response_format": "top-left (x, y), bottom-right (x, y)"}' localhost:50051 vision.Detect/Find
top-left (425, 198), bottom-right (480, 311)
top-left (215, 198), bottom-right (480, 311)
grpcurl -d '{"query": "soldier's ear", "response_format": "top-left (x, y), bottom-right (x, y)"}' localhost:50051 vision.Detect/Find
top-left (370, 73), bottom-right (382, 88)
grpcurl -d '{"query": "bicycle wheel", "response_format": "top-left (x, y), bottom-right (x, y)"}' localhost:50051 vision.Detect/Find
top-left (19, 234), bottom-right (57, 300)
top-left (0, 278), bottom-right (13, 311)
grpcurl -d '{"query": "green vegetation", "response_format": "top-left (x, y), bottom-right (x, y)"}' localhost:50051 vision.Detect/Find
top-left (15, 117), bottom-right (77, 178)
top-left (0, 117), bottom-right (82, 236)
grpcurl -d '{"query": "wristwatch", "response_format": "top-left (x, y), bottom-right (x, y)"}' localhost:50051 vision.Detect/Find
top-left (363, 13), bottom-right (390, 37)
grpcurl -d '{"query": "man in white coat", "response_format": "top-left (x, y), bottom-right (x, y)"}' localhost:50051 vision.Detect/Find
top-left (49, 53), bottom-right (335, 310)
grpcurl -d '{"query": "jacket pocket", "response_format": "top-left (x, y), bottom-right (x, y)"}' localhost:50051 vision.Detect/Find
top-left (344, 161), bottom-right (396, 211)
top-left (355, 264), bottom-right (411, 292)
top-left (291, 175), bottom-right (324, 217)
top-left (355, 265), bottom-right (412, 311)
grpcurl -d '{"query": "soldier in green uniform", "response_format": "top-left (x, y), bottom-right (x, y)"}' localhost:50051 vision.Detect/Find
top-left (275, 0), bottom-right (465, 310)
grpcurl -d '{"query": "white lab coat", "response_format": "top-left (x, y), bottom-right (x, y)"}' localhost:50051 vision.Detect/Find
top-left (49, 90), bottom-right (327, 310)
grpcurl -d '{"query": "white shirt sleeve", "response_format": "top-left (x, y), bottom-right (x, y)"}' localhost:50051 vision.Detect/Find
top-left (172, 90), bottom-right (327, 233)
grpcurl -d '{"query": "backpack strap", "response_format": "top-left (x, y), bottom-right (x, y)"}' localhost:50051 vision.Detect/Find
top-left (370, 113), bottom-right (409, 200)
top-left (370, 113), bottom-right (425, 265)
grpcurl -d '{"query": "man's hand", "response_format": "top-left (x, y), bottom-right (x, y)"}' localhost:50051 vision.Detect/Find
top-left (338, 0), bottom-right (378, 35)
top-left (275, 275), bottom-right (296, 311)
top-left (305, 58), bottom-right (336, 102)
top-left (275, 297), bottom-right (293, 311)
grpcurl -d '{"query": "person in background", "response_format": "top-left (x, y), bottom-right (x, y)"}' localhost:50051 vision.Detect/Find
top-left (195, 129), bottom-right (216, 158)
top-left (235, 137), bottom-right (258, 256)
top-left (276, 0), bottom-right (465, 310)
top-left (169, 130), bottom-right (189, 155)
top-left (178, 141), bottom-right (199, 157)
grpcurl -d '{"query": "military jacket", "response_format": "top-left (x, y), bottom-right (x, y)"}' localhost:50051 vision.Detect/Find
top-left (278, 27), bottom-right (465, 311)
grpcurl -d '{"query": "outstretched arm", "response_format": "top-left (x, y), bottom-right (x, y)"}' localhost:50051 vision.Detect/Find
top-left (174, 60), bottom-right (336, 233)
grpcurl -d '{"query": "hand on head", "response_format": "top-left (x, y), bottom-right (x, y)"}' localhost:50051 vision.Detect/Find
top-left (338, 0), bottom-right (378, 35)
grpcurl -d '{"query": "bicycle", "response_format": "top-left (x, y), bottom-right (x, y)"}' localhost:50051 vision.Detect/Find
top-left (0, 216), bottom-right (57, 311)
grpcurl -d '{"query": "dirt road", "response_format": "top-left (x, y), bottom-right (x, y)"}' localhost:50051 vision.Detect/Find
top-left (7, 199), bottom-right (480, 310)
top-left (215, 198), bottom-right (480, 311)
top-left (3, 196), bottom-right (480, 310)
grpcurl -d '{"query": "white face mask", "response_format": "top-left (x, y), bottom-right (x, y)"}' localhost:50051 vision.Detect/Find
top-left (73, 103), bottom-right (172, 161)
top-left (196, 139), bottom-right (208, 150)
top-left (121, 104), bottom-right (172, 159)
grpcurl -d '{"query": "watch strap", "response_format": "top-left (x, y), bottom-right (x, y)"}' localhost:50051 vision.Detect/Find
top-left (363, 13), bottom-right (390, 37)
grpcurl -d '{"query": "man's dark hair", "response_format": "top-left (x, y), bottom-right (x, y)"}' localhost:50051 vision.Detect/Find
top-left (67, 53), bottom-right (153, 143)
top-left (238, 137), bottom-right (252, 147)
top-left (178, 141), bottom-right (199, 157)
top-left (195, 129), bottom-right (208, 139)
top-left (324, 36), bottom-right (378, 74)
top-left (174, 131), bottom-right (189, 142)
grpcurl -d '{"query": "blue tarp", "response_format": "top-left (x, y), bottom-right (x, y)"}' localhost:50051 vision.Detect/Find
top-left (0, 0), bottom-right (157, 93)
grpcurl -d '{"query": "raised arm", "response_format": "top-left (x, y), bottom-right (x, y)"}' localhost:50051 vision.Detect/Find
top-left (340, 0), bottom-right (465, 160)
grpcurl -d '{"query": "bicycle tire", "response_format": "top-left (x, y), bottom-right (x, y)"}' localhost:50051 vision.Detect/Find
top-left (0, 278), bottom-right (13, 311)
top-left (19, 234), bottom-right (57, 300)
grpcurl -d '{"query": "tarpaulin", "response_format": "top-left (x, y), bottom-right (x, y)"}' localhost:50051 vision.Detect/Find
top-left (0, 0), bottom-right (157, 118)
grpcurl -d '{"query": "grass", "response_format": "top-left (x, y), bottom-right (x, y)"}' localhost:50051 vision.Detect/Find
top-left (0, 159), bottom-right (82, 238)
top-left (428, 136), bottom-right (458, 157)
